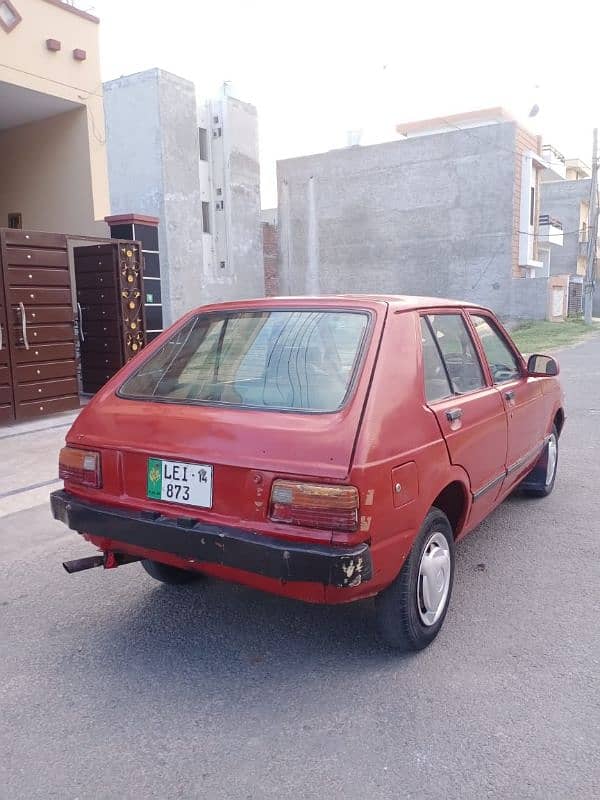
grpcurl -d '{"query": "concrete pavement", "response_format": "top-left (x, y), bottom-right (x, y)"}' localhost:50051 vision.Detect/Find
top-left (0, 409), bottom-right (80, 518)
top-left (1, 338), bottom-right (599, 799)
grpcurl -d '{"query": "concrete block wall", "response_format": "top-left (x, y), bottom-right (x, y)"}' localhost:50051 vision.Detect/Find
top-left (104, 69), bottom-right (204, 326)
top-left (105, 71), bottom-right (264, 325)
top-left (196, 94), bottom-right (264, 302)
top-left (507, 276), bottom-right (550, 324)
top-left (104, 70), bottom-right (164, 222)
top-left (157, 71), bottom-right (206, 322)
top-left (277, 121), bottom-right (544, 321)
top-left (220, 96), bottom-right (264, 300)
top-left (540, 178), bottom-right (591, 276)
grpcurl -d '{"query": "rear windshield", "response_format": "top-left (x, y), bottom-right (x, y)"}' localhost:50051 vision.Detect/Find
top-left (118, 310), bottom-right (370, 412)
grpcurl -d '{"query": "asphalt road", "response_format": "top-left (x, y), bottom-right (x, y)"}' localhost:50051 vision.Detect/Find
top-left (1, 336), bottom-right (599, 800)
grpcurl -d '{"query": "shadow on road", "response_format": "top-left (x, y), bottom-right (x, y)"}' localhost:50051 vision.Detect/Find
top-left (58, 497), bottom-right (528, 690)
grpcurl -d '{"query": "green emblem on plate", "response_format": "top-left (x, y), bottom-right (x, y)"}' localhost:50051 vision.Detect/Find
top-left (147, 458), bottom-right (162, 499)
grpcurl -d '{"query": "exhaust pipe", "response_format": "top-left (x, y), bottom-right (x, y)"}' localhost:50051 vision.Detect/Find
top-left (62, 552), bottom-right (141, 573)
top-left (63, 555), bottom-right (104, 573)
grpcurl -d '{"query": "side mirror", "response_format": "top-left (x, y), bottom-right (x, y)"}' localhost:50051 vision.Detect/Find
top-left (527, 354), bottom-right (559, 377)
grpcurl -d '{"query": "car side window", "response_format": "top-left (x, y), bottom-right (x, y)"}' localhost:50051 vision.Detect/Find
top-left (420, 318), bottom-right (453, 402)
top-left (469, 315), bottom-right (521, 384)
top-left (425, 314), bottom-right (486, 394)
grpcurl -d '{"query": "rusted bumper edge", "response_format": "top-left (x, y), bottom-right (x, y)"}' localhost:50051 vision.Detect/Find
top-left (50, 490), bottom-right (372, 588)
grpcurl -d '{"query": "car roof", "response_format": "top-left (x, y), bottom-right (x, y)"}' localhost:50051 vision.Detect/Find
top-left (195, 294), bottom-right (491, 314)
top-left (336, 294), bottom-right (486, 312)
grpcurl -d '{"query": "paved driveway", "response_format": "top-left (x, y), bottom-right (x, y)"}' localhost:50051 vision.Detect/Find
top-left (1, 337), bottom-right (599, 800)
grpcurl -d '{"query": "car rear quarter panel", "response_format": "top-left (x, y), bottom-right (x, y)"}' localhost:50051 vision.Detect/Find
top-left (327, 310), bottom-right (471, 601)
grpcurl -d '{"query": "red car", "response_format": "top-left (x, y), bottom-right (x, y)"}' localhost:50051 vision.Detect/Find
top-left (52, 296), bottom-right (564, 650)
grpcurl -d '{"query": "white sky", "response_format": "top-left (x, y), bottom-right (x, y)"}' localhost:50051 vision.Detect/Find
top-left (93, 0), bottom-right (600, 208)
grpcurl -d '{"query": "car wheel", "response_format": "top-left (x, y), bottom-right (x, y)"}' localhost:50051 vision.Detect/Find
top-left (141, 559), bottom-right (204, 585)
top-left (518, 425), bottom-right (559, 498)
top-left (375, 508), bottom-right (455, 651)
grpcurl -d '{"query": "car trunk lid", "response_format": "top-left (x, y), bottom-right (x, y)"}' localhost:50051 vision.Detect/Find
top-left (70, 394), bottom-right (363, 479)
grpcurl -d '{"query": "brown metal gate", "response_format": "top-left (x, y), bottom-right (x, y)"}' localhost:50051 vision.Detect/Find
top-left (0, 262), bottom-right (13, 424)
top-left (0, 230), bottom-right (147, 425)
top-left (0, 229), bottom-right (79, 422)
top-left (74, 241), bottom-right (146, 394)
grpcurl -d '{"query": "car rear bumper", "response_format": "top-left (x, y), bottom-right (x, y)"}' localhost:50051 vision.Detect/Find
top-left (50, 490), bottom-right (372, 589)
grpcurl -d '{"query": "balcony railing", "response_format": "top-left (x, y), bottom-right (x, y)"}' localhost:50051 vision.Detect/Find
top-left (541, 144), bottom-right (567, 181)
top-left (541, 145), bottom-right (566, 165)
top-left (538, 215), bottom-right (563, 246)
top-left (539, 215), bottom-right (563, 230)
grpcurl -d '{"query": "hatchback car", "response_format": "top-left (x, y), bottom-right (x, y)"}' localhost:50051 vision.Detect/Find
top-left (52, 296), bottom-right (564, 650)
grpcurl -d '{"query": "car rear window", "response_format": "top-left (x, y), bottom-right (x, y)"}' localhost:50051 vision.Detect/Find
top-left (118, 309), bottom-right (370, 412)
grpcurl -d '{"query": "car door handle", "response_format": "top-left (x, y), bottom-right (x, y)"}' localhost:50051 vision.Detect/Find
top-left (446, 408), bottom-right (463, 422)
top-left (504, 390), bottom-right (515, 401)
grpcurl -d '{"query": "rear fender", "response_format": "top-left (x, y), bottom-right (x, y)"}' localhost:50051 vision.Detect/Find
top-left (349, 464), bottom-right (472, 598)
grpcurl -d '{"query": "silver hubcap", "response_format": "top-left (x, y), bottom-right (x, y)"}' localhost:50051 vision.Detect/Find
top-left (546, 434), bottom-right (558, 486)
top-left (417, 532), bottom-right (451, 626)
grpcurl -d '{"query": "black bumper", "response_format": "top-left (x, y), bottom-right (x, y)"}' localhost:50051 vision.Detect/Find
top-left (50, 490), bottom-right (372, 588)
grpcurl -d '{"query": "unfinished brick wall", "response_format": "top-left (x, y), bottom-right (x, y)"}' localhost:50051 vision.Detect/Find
top-left (263, 221), bottom-right (279, 296)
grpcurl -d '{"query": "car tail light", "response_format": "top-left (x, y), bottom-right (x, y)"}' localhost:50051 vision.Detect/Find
top-left (59, 447), bottom-right (101, 488)
top-left (270, 480), bottom-right (359, 532)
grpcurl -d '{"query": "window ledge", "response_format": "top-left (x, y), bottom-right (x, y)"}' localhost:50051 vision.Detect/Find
top-left (519, 260), bottom-right (544, 269)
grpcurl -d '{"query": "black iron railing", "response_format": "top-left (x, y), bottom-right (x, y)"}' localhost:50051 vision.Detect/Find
top-left (539, 215), bottom-right (563, 230)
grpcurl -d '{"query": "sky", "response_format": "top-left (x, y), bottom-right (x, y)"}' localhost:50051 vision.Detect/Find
top-left (92, 0), bottom-right (600, 208)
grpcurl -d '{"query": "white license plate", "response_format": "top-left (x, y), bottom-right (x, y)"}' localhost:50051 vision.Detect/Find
top-left (147, 458), bottom-right (213, 508)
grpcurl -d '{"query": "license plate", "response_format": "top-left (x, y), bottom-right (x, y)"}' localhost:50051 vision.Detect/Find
top-left (147, 458), bottom-right (213, 508)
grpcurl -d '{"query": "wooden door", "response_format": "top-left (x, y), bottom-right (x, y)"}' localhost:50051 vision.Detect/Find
top-left (74, 242), bottom-right (146, 394)
top-left (0, 229), bottom-right (79, 422)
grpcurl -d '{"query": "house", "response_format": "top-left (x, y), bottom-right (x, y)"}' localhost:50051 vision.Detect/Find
top-left (540, 156), bottom-right (599, 317)
top-left (0, 5), bottom-right (265, 427)
top-left (0, 0), bottom-right (122, 427)
top-left (0, 0), bottom-right (109, 234)
top-left (104, 69), bottom-right (265, 329)
top-left (274, 107), bottom-right (568, 322)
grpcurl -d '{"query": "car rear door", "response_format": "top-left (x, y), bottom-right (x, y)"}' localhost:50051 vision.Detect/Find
top-left (420, 312), bottom-right (508, 522)
top-left (467, 312), bottom-right (544, 488)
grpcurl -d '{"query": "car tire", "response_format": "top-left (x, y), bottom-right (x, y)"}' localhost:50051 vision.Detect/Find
top-left (518, 425), bottom-right (559, 498)
top-left (375, 508), bottom-right (455, 651)
top-left (141, 559), bottom-right (204, 585)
